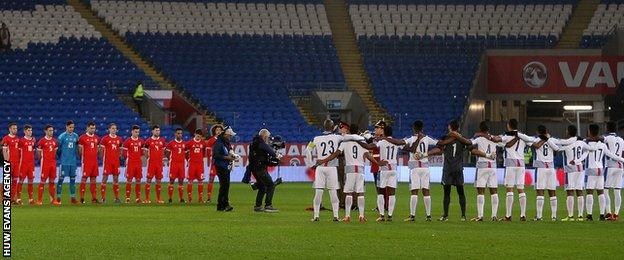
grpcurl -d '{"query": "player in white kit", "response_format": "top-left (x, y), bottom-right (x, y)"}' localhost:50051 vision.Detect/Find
top-left (487, 119), bottom-right (531, 221)
top-left (557, 125), bottom-right (590, 221)
top-left (316, 124), bottom-right (383, 223)
top-left (306, 119), bottom-right (363, 222)
top-left (583, 124), bottom-right (624, 221)
top-left (519, 125), bottom-right (562, 221)
top-left (469, 121), bottom-right (499, 222)
top-left (373, 125), bottom-right (402, 222)
top-left (603, 121), bottom-right (624, 221)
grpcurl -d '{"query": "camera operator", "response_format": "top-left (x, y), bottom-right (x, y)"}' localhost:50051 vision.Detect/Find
top-left (249, 129), bottom-right (281, 213)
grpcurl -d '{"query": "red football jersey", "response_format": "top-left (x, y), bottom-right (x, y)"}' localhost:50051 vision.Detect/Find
top-left (145, 137), bottom-right (166, 164)
top-left (79, 134), bottom-right (99, 164)
top-left (186, 138), bottom-right (205, 164)
top-left (18, 137), bottom-right (36, 165)
top-left (166, 139), bottom-right (186, 163)
top-left (205, 136), bottom-right (217, 166)
top-left (123, 137), bottom-right (144, 164)
top-left (2, 134), bottom-right (20, 162)
top-left (101, 134), bottom-right (122, 165)
top-left (37, 137), bottom-right (58, 164)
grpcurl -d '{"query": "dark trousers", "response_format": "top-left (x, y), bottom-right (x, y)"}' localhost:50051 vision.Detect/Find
top-left (252, 167), bottom-right (274, 207)
top-left (442, 184), bottom-right (466, 217)
top-left (216, 167), bottom-right (231, 210)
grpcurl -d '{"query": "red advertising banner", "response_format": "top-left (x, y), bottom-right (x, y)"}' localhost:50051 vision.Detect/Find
top-left (487, 56), bottom-right (624, 94)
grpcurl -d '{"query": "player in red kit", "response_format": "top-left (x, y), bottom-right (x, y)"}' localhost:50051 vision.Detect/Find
top-left (100, 123), bottom-right (122, 203)
top-left (123, 125), bottom-right (144, 203)
top-left (78, 121), bottom-right (100, 204)
top-left (36, 124), bottom-right (59, 205)
top-left (17, 125), bottom-right (36, 205)
top-left (144, 125), bottom-right (166, 204)
top-left (166, 128), bottom-right (186, 203)
top-left (2, 122), bottom-right (20, 203)
top-left (205, 124), bottom-right (223, 203)
top-left (186, 129), bottom-right (206, 203)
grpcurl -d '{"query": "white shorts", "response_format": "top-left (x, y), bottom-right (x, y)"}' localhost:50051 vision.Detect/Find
top-left (566, 172), bottom-right (584, 191)
top-left (605, 168), bottom-right (624, 189)
top-left (475, 168), bottom-right (497, 188)
top-left (378, 170), bottom-right (397, 188)
top-left (313, 166), bottom-right (339, 190)
top-left (410, 168), bottom-right (430, 190)
top-left (535, 168), bottom-right (558, 190)
top-left (504, 167), bottom-right (525, 189)
top-left (586, 175), bottom-right (605, 190)
top-left (344, 172), bottom-right (365, 194)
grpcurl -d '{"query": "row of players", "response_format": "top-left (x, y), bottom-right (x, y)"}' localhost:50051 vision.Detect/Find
top-left (1, 121), bottom-right (238, 205)
top-left (306, 119), bottom-right (624, 222)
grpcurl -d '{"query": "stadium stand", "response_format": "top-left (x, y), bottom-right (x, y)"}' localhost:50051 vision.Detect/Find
top-left (348, 0), bottom-right (575, 137)
top-left (89, 0), bottom-right (341, 142)
top-left (582, 1), bottom-right (624, 48)
top-left (0, 2), bottom-right (186, 141)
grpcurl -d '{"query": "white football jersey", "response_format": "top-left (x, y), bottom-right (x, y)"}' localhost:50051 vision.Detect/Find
top-left (471, 136), bottom-right (496, 163)
top-left (338, 141), bottom-right (366, 167)
top-left (526, 137), bottom-right (560, 163)
top-left (603, 133), bottom-right (624, 166)
top-left (501, 133), bottom-right (529, 160)
top-left (404, 135), bottom-right (438, 163)
top-left (558, 137), bottom-right (589, 165)
top-left (308, 132), bottom-right (343, 167)
top-left (377, 138), bottom-right (403, 165)
top-left (586, 141), bottom-right (624, 169)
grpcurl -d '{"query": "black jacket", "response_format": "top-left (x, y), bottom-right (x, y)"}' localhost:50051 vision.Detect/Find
top-left (249, 135), bottom-right (277, 169)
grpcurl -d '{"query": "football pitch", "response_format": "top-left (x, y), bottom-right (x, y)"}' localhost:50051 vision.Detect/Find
top-left (12, 182), bottom-right (624, 259)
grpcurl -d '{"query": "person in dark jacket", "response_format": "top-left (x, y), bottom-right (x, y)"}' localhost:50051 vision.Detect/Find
top-left (212, 126), bottom-right (238, 211)
top-left (249, 129), bottom-right (281, 213)
top-left (0, 22), bottom-right (10, 52)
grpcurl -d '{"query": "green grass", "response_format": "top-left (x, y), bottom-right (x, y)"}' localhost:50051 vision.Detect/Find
top-left (12, 182), bottom-right (624, 259)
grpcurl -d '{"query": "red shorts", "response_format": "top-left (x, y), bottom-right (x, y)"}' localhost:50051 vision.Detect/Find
top-left (103, 161), bottom-right (120, 175)
top-left (187, 162), bottom-right (204, 181)
top-left (10, 160), bottom-right (20, 179)
top-left (126, 162), bottom-right (143, 180)
top-left (169, 162), bottom-right (185, 180)
top-left (147, 161), bottom-right (163, 180)
top-left (82, 163), bottom-right (99, 178)
top-left (20, 163), bottom-right (34, 179)
top-left (40, 162), bottom-right (57, 180)
top-left (209, 165), bottom-right (217, 177)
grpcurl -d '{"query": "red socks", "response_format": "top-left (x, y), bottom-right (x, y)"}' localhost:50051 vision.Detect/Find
top-left (79, 181), bottom-right (86, 200)
top-left (125, 183), bottom-right (132, 199)
top-left (113, 183), bottom-right (119, 199)
top-left (100, 183), bottom-right (107, 200)
top-left (156, 183), bottom-right (162, 202)
top-left (145, 183), bottom-right (151, 201)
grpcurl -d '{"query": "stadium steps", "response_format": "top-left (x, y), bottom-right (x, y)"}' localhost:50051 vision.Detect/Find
top-left (291, 96), bottom-right (317, 125)
top-left (67, 0), bottom-right (220, 126)
top-left (323, 0), bottom-right (390, 124)
top-left (556, 0), bottom-right (600, 48)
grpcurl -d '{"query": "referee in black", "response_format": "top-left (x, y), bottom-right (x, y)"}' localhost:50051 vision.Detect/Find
top-left (422, 120), bottom-right (472, 221)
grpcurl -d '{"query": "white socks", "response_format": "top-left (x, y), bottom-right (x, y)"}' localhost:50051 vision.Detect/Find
top-left (599, 194), bottom-right (606, 215)
top-left (615, 189), bottom-right (622, 214)
top-left (566, 196), bottom-right (574, 217)
top-left (536, 196), bottom-right (544, 219)
top-left (477, 195), bottom-right (485, 218)
top-left (586, 194), bottom-right (594, 215)
top-left (377, 195), bottom-right (385, 216)
top-left (410, 195), bottom-right (418, 216)
top-left (329, 190), bottom-right (339, 218)
top-left (505, 192), bottom-right (514, 217)
top-left (424, 196), bottom-right (431, 216)
top-left (605, 191), bottom-right (612, 214)
top-left (577, 195), bottom-right (585, 217)
top-left (345, 195), bottom-right (353, 217)
top-left (388, 195), bottom-right (396, 217)
top-left (519, 193), bottom-right (527, 217)
top-left (491, 194), bottom-right (499, 218)
top-left (550, 197), bottom-right (557, 219)
top-left (357, 196), bottom-right (365, 217)
top-left (313, 189), bottom-right (323, 218)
